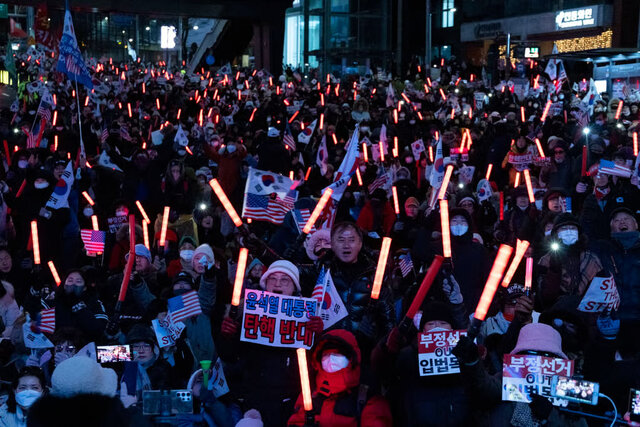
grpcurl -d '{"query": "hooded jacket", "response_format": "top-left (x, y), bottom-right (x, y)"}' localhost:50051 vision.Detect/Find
top-left (288, 330), bottom-right (392, 427)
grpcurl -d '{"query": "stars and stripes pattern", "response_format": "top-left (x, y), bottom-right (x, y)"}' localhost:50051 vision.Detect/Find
top-left (368, 172), bottom-right (389, 193)
top-left (283, 123), bottom-right (296, 151)
top-left (80, 229), bottom-right (106, 253)
top-left (398, 253), bottom-right (414, 277)
top-left (39, 308), bottom-right (55, 334)
top-left (23, 119), bottom-right (46, 149)
top-left (598, 159), bottom-right (632, 178)
top-left (167, 290), bottom-right (202, 323)
top-left (243, 191), bottom-right (296, 225)
top-left (293, 208), bottom-right (314, 233)
top-left (120, 126), bottom-right (132, 141)
top-left (311, 267), bottom-right (327, 304)
top-left (101, 126), bottom-right (109, 143)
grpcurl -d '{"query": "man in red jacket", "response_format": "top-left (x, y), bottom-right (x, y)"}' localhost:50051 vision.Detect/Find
top-left (288, 329), bottom-right (392, 427)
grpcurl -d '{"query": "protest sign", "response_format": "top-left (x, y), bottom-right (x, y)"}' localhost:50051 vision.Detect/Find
top-left (507, 153), bottom-right (533, 170)
top-left (241, 289), bottom-right (318, 349)
top-left (418, 329), bottom-right (466, 376)
top-left (502, 354), bottom-right (574, 404)
top-left (107, 215), bottom-right (128, 233)
top-left (152, 317), bottom-right (186, 348)
top-left (578, 274), bottom-right (620, 313)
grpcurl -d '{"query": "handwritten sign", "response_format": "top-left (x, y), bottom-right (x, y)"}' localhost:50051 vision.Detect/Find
top-left (502, 354), bottom-right (574, 404)
top-left (107, 215), bottom-right (128, 233)
top-left (578, 274), bottom-right (620, 313)
top-left (418, 329), bottom-right (467, 376)
top-left (241, 289), bottom-right (318, 349)
top-left (152, 317), bottom-right (186, 348)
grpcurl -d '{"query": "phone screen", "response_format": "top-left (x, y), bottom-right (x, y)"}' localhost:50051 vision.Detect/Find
top-left (552, 375), bottom-right (599, 405)
top-left (97, 345), bottom-right (132, 363)
top-left (630, 389), bottom-right (640, 422)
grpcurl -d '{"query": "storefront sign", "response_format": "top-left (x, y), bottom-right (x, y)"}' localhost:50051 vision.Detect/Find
top-left (555, 7), bottom-right (597, 30)
top-left (474, 22), bottom-right (502, 39)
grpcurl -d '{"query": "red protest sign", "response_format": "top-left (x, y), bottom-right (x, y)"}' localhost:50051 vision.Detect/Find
top-left (418, 329), bottom-right (467, 376)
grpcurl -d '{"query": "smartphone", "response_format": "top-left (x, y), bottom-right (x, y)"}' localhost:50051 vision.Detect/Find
top-left (96, 345), bottom-right (132, 363)
top-left (551, 375), bottom-right (599, 405)
top-left (629, 389), bottom-right (640, 422)
top-left (142, 390), bottom-right (193, 416)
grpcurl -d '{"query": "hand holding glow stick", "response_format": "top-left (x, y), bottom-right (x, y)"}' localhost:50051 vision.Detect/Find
top-left (231, 248), bottom-right (249, 307)
top-left (473, 245), bottom-right (514, 324)
top-left (501, 239), bottom-right (530, 287)
top-left (159, 206), bottom-right (170, 248)
top-left (437, 164), bottom-right (454, 200)
top-left (31, 221), bottom-right (40, 265)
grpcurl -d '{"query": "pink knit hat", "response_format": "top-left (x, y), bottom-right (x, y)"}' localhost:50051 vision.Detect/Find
top-left (259, 260), bottom-right (300, 292)
top-left (510, 323), bottom-right (567, 359)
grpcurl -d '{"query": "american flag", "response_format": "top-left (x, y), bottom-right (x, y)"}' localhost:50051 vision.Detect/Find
top-left (368, 172), bottom-right (389, 193)
top-left (398, 253), bottom-right (414, 277)
top-left (39, 308), bottom-right (55, 334)
top-left (120, 126), bottom-right (132, 141)
top-left (100, 126), bottom-right (109, 143)
top-left (168, 290), bottom-right (202, 323)
top-left (283, 123), bottom-right (296, 151)
top-left (37, 98), bottom-right (52, 122)
top-left (23, 119), bottom-right (46, 149)
top-left (80, 229), bottom-right (106, 253)
top-left (243, 191), bottom-right (296, 224)
top-left (598, 159), bottom-right (632, 178)
top-left (311, 267), bottom-right (327, 304)
top-left (293, 208), bottom-right (314, 233)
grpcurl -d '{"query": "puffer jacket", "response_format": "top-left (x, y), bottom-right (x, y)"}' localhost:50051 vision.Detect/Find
top-left (288, 330), bottom-right (392, 427)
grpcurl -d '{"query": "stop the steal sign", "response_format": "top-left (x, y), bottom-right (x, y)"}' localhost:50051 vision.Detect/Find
top-left (578, 274), bottom-right (620, 313)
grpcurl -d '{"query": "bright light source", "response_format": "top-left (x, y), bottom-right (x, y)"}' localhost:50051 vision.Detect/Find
top-left (104, 17), bottom-right (108, 21)
top-left (451, 7), bottom-right (457, 12)
top-left (128, 38), bottom-right (133, 42)
top-left (145, 26), bottom-right (150, 31)
top-left (160, 25), bottom-right (177, 49)
top-left (458, 183), bottom-right (464, 188)
top-left (199, 203), bottom-right (207, 210)
top-left (583, 127), bottom-right (590, 135)
top-left (551, 242), bottom-right (560, 251)
top-left (193, 25), bottom-right (199, 30)
top-left (122, 30), bottom-right (125, 34)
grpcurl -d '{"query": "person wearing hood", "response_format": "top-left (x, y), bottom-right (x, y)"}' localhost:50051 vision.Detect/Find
top-left (161, 159), bottom-right (195, 215)
top-left (539, 139), bottom-right (576, 194)
top-left (537, 213), bottom-right (603, 309)
top-left (203, 137), bottom-right (247, 203)
top-left (244, 257), bottom-right (265, 290)
top-left (579, 172), bottom-right (622, 241)
top-left (288, 329), bottom-right (393, 427)
top-left (391, 197), bottom-right (422, 249)
top-left (455, 191), bottom-right (497, 243)
top-left (0, 366), bottom-right (46, 427)
top-left (594, 208), bottom-right (640, 323)
top-left (495, 186), bottom-right (533, 245)
top-left (256, 127), bottom-right (291, 176)
top-left (219, 260), bottom-right (324, 427)
top-left (356, 188), bottom-right (396, 237)
top-left (413, 207), bottom-right (491, 314)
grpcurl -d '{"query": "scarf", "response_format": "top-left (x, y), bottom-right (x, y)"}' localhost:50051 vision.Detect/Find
top-left (612, 231), bottom-right (640, 250)
top-left (593, 186), bottom-right (610, 201)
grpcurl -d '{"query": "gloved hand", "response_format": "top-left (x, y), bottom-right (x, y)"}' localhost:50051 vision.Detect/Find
top-left (575, 182), bottom-right (588, 193)
top-left (358, 314), bottom-right (376, 339)
top-left (451, 336), bottom-right (479, 365)
top-left (442, 275), bottom-right (463, 305)
top-left (529, 393), bottom-right (553, 421)
top-left (54, 351), bottom-right (72, 366)
top-left (306, 316), bottom-right (324, 334)
top-left (596, 312), bottom-right (620, 340)
top-left (514, 295), bottom-right (534, 324)
top-left (393, 221), bottom-right (404, 232)
top-left (283, 245), bottom-right (297, 260)
top-left (105, 317), bottom-right (120, 337)
top-left (385, 327), bottom-right (403, 353)
top-left (221, 316), bottom-right (239, 338)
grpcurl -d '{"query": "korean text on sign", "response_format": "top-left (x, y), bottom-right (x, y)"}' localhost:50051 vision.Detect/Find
top-left (418, 330), bottom-right (467, 377)
top-left (502, 354), bottom-right (574, 404)
top-left (241, 289), bottom-right (318, 349)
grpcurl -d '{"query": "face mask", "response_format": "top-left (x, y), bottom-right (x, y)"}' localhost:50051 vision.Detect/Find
top-left (409, 119), bottom-right (416, 125)
top-left (450, 224), bottom-right (468, 236)
top-left (65, 285), bottom-right (83, 296)
top-left (535, 199), bottom-right (543, 210)
top-left (517, 205), bottom-right (527, 212)
top-left (180, 249), bottom-right (194, 262)
top-left (227, 144), bottom-right (237, 154)
top-left (595, 120), bottom-right (604, 125)
top-left (34, 181), bottom-right (49, 190)
top-left (558, 229), bottom-right (579, 245)
top-left (15, 390), bottom-right (41, 408)
top-left (321, 353), bottom-right (349, 373)
top-left (83, 206), bottom-right (94, 217)
top-left (544, 229), bottom-right (552, 236)
top-left (559, 94), bottom-right (565, 100)
top-left (173, 288), bottom-right (190, 297)
top-left (18, 160), bottom-right (28, 169)
top-left (361, 126), bottom-right (370, 133)
top-left (116, 209), bottom-right (128, 217)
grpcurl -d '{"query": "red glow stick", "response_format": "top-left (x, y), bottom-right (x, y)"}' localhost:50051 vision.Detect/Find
top-left (439, 88), bottom-right (447, 101)
top-left (524, 257), bottom-right (533, 292)
top-left (428, 145), bottom-right (434, 162)
top-left (581, 145), bottom-right (587, 177)
top-left (501, 239), bottom-right (530, 287)
top-left (440, 200), bottom-right (452, 258)
top-left (91, 215), bottom-right (99, 231)
top-left (541, 100), bottom-right (552, 122)
top-left (514, 172), bottom-right (521, 188)
top-left (142, 220), bottom-right (150, 250)
top-left (634, 132), bottom-right (638, 157)
top-left (296, 348), bottom-right (313, 411)
top-left (232, 248), bottom-right (249, 306)
top-left (615, 100), bottom-right (623, 121)
top-left (393, 136), bottom-right (399, 157)
top-left (473, 244), bottom-right (514, 321)
top-left (82, 191), bottom-right (95, 206)
top-left (305, 167), bottom-right (312, 180)
top-left (499, 192), bottom-right (504, 221)
top-left (117, 215), bottom-right (136, 302)
top-left (127, 103), bottom-right (132, 117)
top-left (371, 237), bottom-right (392, 299)
top-left (177, 108), bottom-right (182, 120)
top-left (437, 164), bottom-right (454, 200)
top-left (135, 201), bottom-right (150, 223)
top-left (485, 163), bottom-right (493, 181)
top-left (319, 113), bottom-right (324, 130)
top-left (209, 179), bottom-right (243, 227)
top-left (52, 110), bottom-right (58, 126)
top-left (520, 106), bottom-right (525, 122)
top-left (3, 140), bottom-right (10, 166)
top-left (355, 168), bottom-right (363, 186)
top-left (362, 143), bottom-right (369, 162)
top-left (31, 221), bottom-right (40, 265)
top-left (332, 134), bottom-right (338, 145)
top-left (48, 261), bottom-right (61, 286)
top-left (405, 255), bottom-right (444, 318)
top-left (534, 138), bottom-right (545, 157)
top-left (523, 169), bottom-right (535, 203)
top-left (249, 108), bottom-right (257, 122)
top-left (392, 186), bottom-right (400, 214)
top-left (159, 206), bottom-right (170, 247)
top-left (302, 188), bottom-right (333, 234)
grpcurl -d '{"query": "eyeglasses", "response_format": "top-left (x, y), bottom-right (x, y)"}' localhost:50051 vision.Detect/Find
top-left (55, 345), bottom-right (75, 353)
top-left (132, 343), bottom-right (152, 351)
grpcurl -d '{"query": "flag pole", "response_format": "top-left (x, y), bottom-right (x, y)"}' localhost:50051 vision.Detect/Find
top-left (74, 78), bottom-right (86, 160)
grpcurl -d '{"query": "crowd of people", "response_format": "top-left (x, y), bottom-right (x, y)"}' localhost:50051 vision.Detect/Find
top-left (0, 43), bottom-right (639, 427)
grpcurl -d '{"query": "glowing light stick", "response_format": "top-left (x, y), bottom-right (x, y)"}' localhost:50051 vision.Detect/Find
top-left (501, 239), bottom-right (530, 287)
top-left (48, 261), bottom-right (61, 286)
top-left (159, 206), bottom-right (170, 248)
top-left (82, 191), bottom-right (95, 206)
top-left (302, 188), bottom-right (333, 234)
top-left (296, 348), bottom-right (313, 412)
top-left (392, 186), bottom-right (400, 214)
top-left (209, 179), bottom-right (243, 227)
top-left (31, 221), bottom-right (40, 265)
top-left (524, 257), bottom-right (533, 293)
top-left (534, 138), bottom-right (545, 158)
top-left (474, 245), bottom-right (514, 321)
top-left (117, 215), bottom-right (137, 303)
top-left (485, 163), bottom-right (493, 181)
top-left (615, 100), bottom-right (623, 120)
top-left (437, 164), bottom-right (454, 200)
top-left (440, 200), bottom-right (451, 258)
top-left (232, 248), bottom-right (249, 307)
top-left (91, 215), bottom-right (99, 231)
top-left (405, 255), bottom-right (444, 318)
top-left (514, 172), bottom-right (521, 188)
top-left (362, 143), bottom-right (369, 162)
top-left (634, 132), bottom-right (638, 157)
top-left (355, 168), bottom-right (363, 186)
top-left (371, 237), bottom-right (392, 299)
top-left (523, 169), bottom-right (535, 203)
top-left (135, 201), bottom-right (150, 223)
top-left (541, 100), bottom-right (552, 122)
top-left (142, 220), bottom-right (150, 250)
top-left (520, 106), bottom-right (525, 122)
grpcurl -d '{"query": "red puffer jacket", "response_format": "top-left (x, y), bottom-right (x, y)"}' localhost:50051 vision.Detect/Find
top-left (287, 329), bottom-right (392, 427)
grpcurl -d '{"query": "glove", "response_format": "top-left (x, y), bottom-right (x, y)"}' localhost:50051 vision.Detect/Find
top-left (442, 275), bottom-right (463, 305)
top-left (529, 393), bottom-right (553, 421)
top-left (393, 221), bottom-right (404, 232)
top-left (283, 245), bottom-right (296, 260)
top-left (451, 336), bottom-right (479, 365)
top-left (358, 313), bottom-right (376, 339)
top-left (306, 316), bottom-right (324, 334)
top-left (221, 316), bottom-right (239, 338)
top-left (71, 301), bottom-right (88, 313)
top-left (596, 312), bottom-right (620, 340)
top-left (385, 327), bottom-right (403, 353)
top-left (105, 317), bottom-right (120, 337)
top-left (576, 182), bottom-right (588, 193)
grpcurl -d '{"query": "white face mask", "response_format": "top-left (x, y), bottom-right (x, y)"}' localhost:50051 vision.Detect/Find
top-left (180, 249), bottom-right (194, 262)
top-left (450, 224), bottom-right (468, 236)
top-left (226, 144), bottom-right (237, 154)
top-left (558, 229), bottom-right (579, 245)
top-left (34, 181), bottom-right (49, 190)
top-left (83, 206), bottom-right (94, 217)
top-left (115, 209), bottom-right (128, 217)
top-left (15, 389), bottom-right (42, 408)
top-left (535, 200), bottom-right (543, 210)
top-left (544, 229), bottom-right (552, 236)
top-left (321, 353), bottom-right (349, 373)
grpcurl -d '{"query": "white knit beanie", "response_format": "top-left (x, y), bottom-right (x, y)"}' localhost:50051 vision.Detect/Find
top-left (259, 260), bottom-right (300, 292)
top-left (51, 356), bottom-right (118, 398)
top-left (192, 244), bottom-right (215, 269)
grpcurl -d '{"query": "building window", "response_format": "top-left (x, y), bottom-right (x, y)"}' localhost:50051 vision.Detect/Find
top-left (442, 0), bottom-right (454, 28)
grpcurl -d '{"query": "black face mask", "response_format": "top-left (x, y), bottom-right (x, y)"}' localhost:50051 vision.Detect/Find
top-left (173, 288), bottom-right (191, 297)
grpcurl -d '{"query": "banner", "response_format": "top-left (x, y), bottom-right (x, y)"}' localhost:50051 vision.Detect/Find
top-left (56, 9), bottom-right (93, 88)
top-left (507, 153), bottom-right (533, 170)
top-left (502, 354), bottom-right (574, 404)
top-left (107, 215), bottom-right (128, 233)
top-left (578, 274), bottom-right (620, 313)
top-left (418, 329), bottom-right (466, 376)
top-left (240, 289), bottom-right (317, 349)
top-left (152, 317), bottom-right (186, 348)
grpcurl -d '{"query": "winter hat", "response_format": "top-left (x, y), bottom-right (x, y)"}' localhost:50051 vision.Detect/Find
top-left (259, 260), bottom-right (300, 292)
top-left (304, 228), bottom-right (332, 261)
top-left (404, 197), bottom-right (419, 209)
top-left (51, 356), bottom-right (118, 398)
top-left (267, 127), bottom-right (280, 137)
top-left (552, 213), bottom-right (580, 234)
top-left (510, 323), bottom-right (567, 359)
top-left (419, 301), bottom-right (455, 330)
top-left (179, 235), bottom-right (197, 248)
top-left (126, 244), bottom-right (152, 264)
top-left (126, 323), bottom-right (156, 346)
top-left (247, 258), bottom-right (264, 277)
top-left (172, 271), bottom-right (194, 288)
top-left (511, 185), bottom-right (528, 200)
top-left (235, 409), bottom-right (264, 427)
top-left (192, 244), bottom-right (215, 268)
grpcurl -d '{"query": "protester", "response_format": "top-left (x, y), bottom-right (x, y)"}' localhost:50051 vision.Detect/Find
top-left (0, 366), bottom-right (45, 427)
